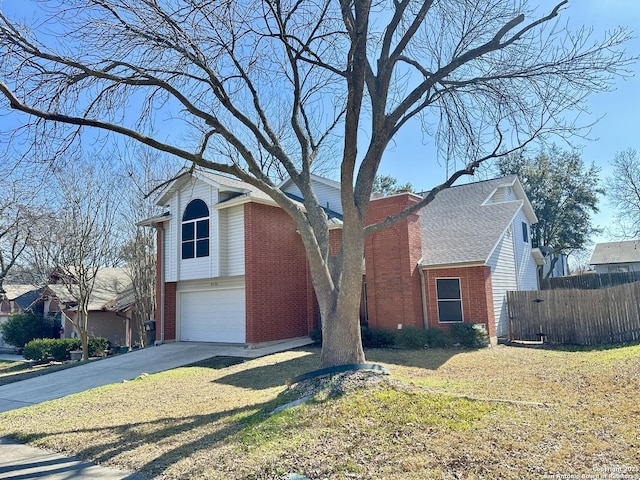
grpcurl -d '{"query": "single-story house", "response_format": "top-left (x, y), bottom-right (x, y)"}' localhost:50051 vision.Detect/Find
top-left (0, 285), bottom-right (52, 350)
top-left (143, 169), bottom-right (541, 346)
top-left (48, 267), bottom-right (139, 348)
top-left (0, 268), bottom-right (139, 350)
top-left (590, 240), bottom-right (640, 274)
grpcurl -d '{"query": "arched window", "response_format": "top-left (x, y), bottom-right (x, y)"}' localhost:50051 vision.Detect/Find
top-left (182, 199), bottom-right (209, 259)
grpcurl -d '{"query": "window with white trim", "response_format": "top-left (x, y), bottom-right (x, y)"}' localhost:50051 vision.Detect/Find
top-left (436, 278), bottom-right (463, 322)
top-left (182, 199), bottom-right (210, 259)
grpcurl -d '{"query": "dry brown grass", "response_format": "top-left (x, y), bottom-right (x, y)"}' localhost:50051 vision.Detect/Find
top-left (0, 344), bottom-right (639, 479)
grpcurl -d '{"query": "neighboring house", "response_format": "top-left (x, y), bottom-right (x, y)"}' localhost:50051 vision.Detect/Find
top-left (48, 267), bottom-right (139, 348)
top-left (590, 240), bottom-right (640, 274)
top-left (144, 169), bottom-right (541, 346)
top-left (0, 269), bottom-right (138, 350)
top-left (0, 284), bottom-right (60, 350)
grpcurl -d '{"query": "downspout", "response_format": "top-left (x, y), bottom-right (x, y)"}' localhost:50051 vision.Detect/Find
top-left (419, 265), bottom-right (429, 329)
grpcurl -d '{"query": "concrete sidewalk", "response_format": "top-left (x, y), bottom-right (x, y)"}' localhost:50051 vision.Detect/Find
top-left (0, 437), bottom-right (144, 479)
top-left (0, 338), bottom-right (313, 479)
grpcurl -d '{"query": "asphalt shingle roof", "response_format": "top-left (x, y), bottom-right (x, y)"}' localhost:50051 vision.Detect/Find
top-left (590, 240), bottom-right (640, 265)
top-left (419, 176), bottom-right (523, 267)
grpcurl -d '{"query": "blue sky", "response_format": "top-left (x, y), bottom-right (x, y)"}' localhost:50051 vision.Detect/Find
top-left (1, 0), bottom-right (639, 250)
top-left (378, 0), bottom-right (640, 248)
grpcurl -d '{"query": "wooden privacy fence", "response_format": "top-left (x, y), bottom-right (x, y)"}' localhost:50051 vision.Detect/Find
top-left (507, 282), bottom-right (640, 345)
top-left (540, 271), bottom-right (640, 290)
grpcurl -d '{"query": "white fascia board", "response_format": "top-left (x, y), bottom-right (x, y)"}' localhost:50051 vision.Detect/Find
top-left (212, 194), bottom-right (279, 210)
top-left (136, 213), bottom-right (172, 227)
top-left (418, 260), bottom-right (486, 270)
top-left (511, 177), bottom-right (538, 224)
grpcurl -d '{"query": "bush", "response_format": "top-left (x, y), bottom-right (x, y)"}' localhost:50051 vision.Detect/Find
top-left (308, 327), bottom-right (396, 348)
top-left (361, 326), bottom-right (395, 348)
top-left (22, 337), bottom-right (110, 361)
top-left (423, 328), bottom-right (449, 348)
top-left (394, 327), bottom-right (429, 349)
top-left (0, 311), bottom-right (54, 349)
top-left (449, 323), bottom-right (489, 348)
top-left (309, 328), bottom-right (322, 344)
top-left (88, 337), bottom-right (110, 357)
top-left (24, 338), bottom-right (81, 361)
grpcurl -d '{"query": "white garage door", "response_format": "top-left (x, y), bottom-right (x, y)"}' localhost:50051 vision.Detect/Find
top-left (179, 288), bottom-right (246, 343)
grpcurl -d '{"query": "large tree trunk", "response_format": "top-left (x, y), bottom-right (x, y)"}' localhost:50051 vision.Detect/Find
top-left (315, 223), bottom-right (367, 368)
top-left (318, 280), bottom-right (365, 367)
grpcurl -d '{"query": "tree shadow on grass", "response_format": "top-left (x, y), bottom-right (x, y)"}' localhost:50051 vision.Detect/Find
top-left (212, 349), bottom-right (321, 390)
top-left (212, 346), bottom-right (460, 391)
top-left (364, 347), bottom-right (461, 370)
top-left (5, 397), bottom-right (283, 480)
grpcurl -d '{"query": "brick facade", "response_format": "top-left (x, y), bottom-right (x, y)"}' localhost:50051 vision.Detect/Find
top-left (422, 265), bottom-right (496, 339)
top-left (154, 225), bottom-right (178, 343)
top-left (154, 190), bottom-right (499, 344)
top-left (244, 202), bottom-right (318, 343)
top-left (163, 282), bottom-right (177, 342)
top-left (364, 194), bottom-right (424, 331)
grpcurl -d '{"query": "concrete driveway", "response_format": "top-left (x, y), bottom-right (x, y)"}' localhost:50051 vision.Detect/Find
top-left (0, 338), bottom-right (312, 413)
top-left (0, 338), bottom-right (313, 479)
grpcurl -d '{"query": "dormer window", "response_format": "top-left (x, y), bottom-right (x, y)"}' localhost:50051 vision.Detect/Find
top-left (182, 199), bottom-right (209, 259)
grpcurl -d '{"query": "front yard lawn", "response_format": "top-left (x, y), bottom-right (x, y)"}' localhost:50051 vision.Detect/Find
top-left (0, 344), bottom-right (638, 479)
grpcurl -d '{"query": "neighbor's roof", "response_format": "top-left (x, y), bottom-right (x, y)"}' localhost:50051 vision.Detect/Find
top-left (48, 267), bottom-right (134, 312)
top-left (418, 176), bottom-right (528, 268)
top-left (590, 240), bottom-right (640, 265)
top-left (1, 284), bottom-right (38, 301)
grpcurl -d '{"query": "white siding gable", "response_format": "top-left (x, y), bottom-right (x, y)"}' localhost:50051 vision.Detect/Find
top-left (282, 177), bottom-right (342, 215)
top-left (164, 177), bottom-right (219, 282)
top-left (162, 177), bottom-right (247, 282)
top-left (512, 209), bottom-right (538, 291)
top-left (219, 205), bottom-right (245, 276)
top-left (488, 227), bottom-right (518, 337)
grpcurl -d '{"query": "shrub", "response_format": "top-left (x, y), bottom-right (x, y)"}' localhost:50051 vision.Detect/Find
top-left (22, 337), bottom-right (110, 361)
top-left (23, 338), bottom-right (81, 362)
top-left (423, 328), bottom-right (449, 348)
top-left (0, 311), bottom-right (54, 349)
top-left (361, 327), bottom-right (395, 348)
top-left (449, 323), bottom-right (489, 348)
top-left (308, 327), bottom-right (395, 348)
top-left (309, 328), bottom-right (322, 344)
top-left (88, 337), bottom-right (110, 357)
top-left (394, 327), bottom-right (429, 349)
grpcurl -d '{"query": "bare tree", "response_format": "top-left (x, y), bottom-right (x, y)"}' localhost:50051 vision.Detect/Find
top-left (606, 148), bottom-right (640, 239)
top-left (0, 182), bottom-right (35, 294)
top-left (117, 147), bottom-right (174, 347)
top-left (0, 0), bottom-right (633, 366)
top-left (45, 157), bottom-right (123, 360)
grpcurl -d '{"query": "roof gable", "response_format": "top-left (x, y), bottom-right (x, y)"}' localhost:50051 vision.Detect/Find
top-left (419, 176), bottom-right (529, 267)
top-left (154, 168), bottom-right (273, 206)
